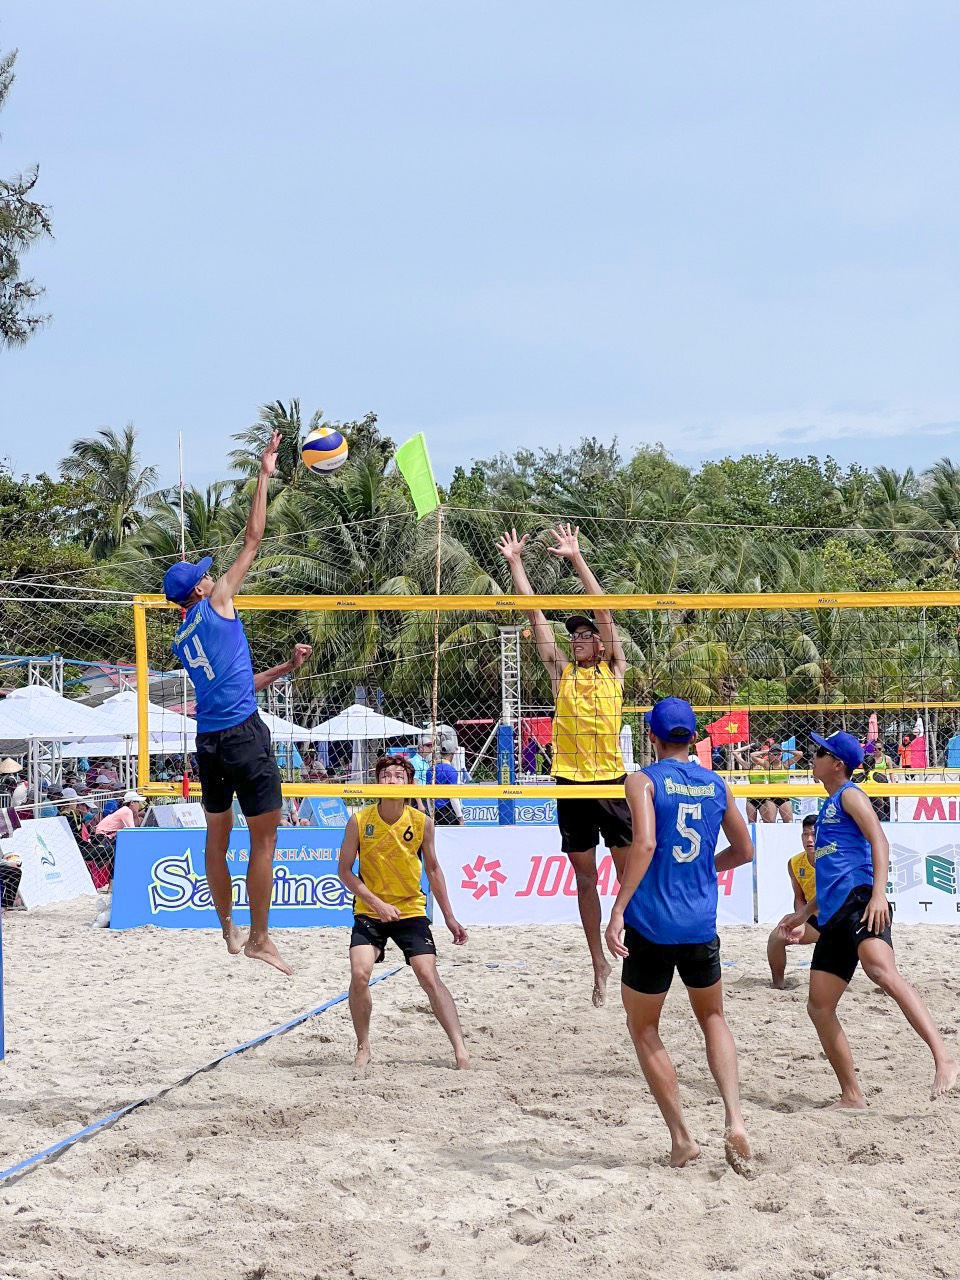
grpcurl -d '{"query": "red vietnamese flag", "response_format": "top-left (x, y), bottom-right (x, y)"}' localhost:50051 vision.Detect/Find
top-left (695, 737), bottom-right (714, 769)
top-left (705, 711), bottom-right (750, 746)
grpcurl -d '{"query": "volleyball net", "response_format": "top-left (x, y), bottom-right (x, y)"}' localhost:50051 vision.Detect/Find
top-left (131, 587), bottom-right (960, 802)
top-left (4, 505), bottom-right (960, 804)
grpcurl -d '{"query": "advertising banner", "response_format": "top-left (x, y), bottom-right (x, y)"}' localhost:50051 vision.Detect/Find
top-left (756, 823), bottom-right (960, 925)
top-left (895, 796), bottom-right (960, 823)
top-left (435, 827), bottom-right (754, 928)
top-left (111, 827), bottom-right (353, 930)
top-left (0, 817), bottom-right (94, 908)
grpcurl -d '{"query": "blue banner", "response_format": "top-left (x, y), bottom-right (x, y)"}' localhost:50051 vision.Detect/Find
top-left (462, 798), bottom-right (557, 825)
top-left (112, 827), bottom-right (352, 930)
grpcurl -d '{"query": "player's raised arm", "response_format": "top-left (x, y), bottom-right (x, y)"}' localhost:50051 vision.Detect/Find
top-left (253, 643), bottom-right (313, 693)
top-left (547, 523), bottom-right (625, 679)
top-left (495, 528), bottom-right (565, 686)
top-left (210, 430), bottom-right (281, 617)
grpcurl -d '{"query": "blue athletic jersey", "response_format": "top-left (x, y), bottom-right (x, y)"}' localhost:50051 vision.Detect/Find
top-left (813, 781), bottom-right (874, 926)
top-left (624, 759), bottom-right (729, 944)
top-left (171, 597), bottom-right (257, 733)
top-left (426, 760), bottom-right (459, 809)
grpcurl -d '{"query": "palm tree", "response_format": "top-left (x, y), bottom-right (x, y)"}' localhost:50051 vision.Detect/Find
top-left (64, 424), bottom-right (159, 556)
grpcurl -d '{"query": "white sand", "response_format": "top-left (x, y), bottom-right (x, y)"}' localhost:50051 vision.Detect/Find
top-left (2, 904), bottom-right (960, 1280)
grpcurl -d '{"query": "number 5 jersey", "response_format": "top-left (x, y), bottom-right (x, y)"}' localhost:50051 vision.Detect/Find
top-left (171, 597), bottom-right (257, 732)
top-left (623, 759), bottom-right (729, 945)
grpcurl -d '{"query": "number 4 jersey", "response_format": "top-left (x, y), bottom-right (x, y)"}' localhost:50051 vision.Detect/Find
top-left (171, 597), bottom-right (258, 733)
top-left (624, 759), bottom-right (729, 944)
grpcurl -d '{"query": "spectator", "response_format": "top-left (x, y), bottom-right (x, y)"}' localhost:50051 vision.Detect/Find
top-left (424, 727), bottom-right (465, 827)
top-left (859, 753), bottom-right (891, 823)
top-left (34, 789), bottom-right (59, 818)
top-left (89, 790), bottom-right (145, 885)
top-left (95, 790), bottom-right (145, 837)
top-left (898, 734), bottom-right (913, 768)
top-left (11, 773), bottom-right (28, 809)
top-left (61, 790), bottom-right (91, 845)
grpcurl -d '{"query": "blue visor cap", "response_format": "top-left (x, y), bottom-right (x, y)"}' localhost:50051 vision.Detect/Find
top-left (162, 556), bottom-right (213, 604)
top-left (645, 696), bottom-right (697, 743)
top-left (810, 731), bottom-right (864, 771)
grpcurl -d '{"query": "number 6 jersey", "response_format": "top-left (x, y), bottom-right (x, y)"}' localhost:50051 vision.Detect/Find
top-left (171, 597), bottom-right (258, 732)
top-left (624, 759), bottom-right (728, 944)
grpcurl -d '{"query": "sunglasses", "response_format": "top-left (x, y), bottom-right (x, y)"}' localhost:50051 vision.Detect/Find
top-left (570, 630), bottom-right (597, 641)
top-left (815, 747), bottom-right (840, 761)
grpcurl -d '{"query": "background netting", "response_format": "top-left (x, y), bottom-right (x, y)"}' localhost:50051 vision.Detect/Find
top-left (3, 507), bottom-right (960, 804)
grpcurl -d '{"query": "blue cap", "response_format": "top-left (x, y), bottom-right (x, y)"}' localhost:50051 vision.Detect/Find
top-left (162, 557), bottom-right (213, 604)
top-left (810, 731), bottom-right (864, 771)
top-left (645, 696), bottom-right (697, 744)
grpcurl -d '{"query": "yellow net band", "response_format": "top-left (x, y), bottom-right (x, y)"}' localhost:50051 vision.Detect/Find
top-left (132, 589), bottom-right (960, 612)
top-left (137, 781), bottom-right (960, 800)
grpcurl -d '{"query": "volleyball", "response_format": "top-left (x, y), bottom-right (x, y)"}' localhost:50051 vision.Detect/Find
top-left (301, 427), bottom-right (349, 473)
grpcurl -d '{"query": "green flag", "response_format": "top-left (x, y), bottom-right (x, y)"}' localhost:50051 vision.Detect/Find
top-left (395, 433), bottom-right (440, 519)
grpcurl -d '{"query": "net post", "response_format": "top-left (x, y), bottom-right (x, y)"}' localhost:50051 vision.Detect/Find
top-left (133, 599), bottom-right (150, 794)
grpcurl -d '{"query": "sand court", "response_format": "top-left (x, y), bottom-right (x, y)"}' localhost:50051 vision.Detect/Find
top-left (2, 903), bottom-right (960, 1280)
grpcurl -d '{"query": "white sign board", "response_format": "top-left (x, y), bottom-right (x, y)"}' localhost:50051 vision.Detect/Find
top-left (756, 823), bottom-right (960, 926)
top-left (435, 827), bottom-right (753, 927)
top-left (0, 817), bottom-right (94, 908)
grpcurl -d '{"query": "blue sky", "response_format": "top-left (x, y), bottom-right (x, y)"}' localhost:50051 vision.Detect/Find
top-left (2, 0), bottom-right (958, 489)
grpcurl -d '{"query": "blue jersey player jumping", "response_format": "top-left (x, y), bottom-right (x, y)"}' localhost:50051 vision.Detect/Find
top-left (605, 697), bottom-right (755, 1175)
top-left (780, 731), bottom-right (957, 1106)
top-left (163, 431), bottom-right (312, 975)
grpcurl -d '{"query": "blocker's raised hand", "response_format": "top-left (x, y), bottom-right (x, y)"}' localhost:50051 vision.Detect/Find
top-left (495, 528), bottom-right (529, 562)
top-left (289, 643), bottom-right (313, 670)
top-left (547, 522), bottom-right (581, 558)
top-left (260, 430), bottom-right (283, 477)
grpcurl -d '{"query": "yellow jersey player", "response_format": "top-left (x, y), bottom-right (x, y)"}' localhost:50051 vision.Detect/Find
top-left (767, 814), bottom-right (821, 987)
top-left (338, 756), bottom-right (469, 1074)
top-left (497, 521), bottom-right (630, 1007)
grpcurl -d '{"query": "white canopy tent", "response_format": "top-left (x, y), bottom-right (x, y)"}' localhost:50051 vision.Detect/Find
top-left (310, 703), bottom-right (423, 781)
top-left (0, 685), bottom-right (108, 741)
top-left (0, 685), bottom-right (115, 800)
top-left (310, 704), bottom-right (423, 741)
top-left (257, 709), bottom-right (314, 742)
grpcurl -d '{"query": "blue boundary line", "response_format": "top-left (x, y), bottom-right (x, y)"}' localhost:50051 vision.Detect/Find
top-left (0, 966), bottom-right (401, 1188)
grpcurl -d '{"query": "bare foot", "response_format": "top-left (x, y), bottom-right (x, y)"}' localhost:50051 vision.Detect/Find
top-left (826, 1095), bottom-right (868, 1111)
top-left (455, 1049), bottom-right (471, 1071)
top-left (724, 1129), bottom-right (754, 1178)
top-left (931, 1059), bottom-right (959, 1100)
top-left (223, 922), bottom-right (244, 955)
top-left (592, 960), bottom-right (612, 1008)
top-left (353, 1044), bottom-right (371, 1078)
top-left (243, 935), bottom-right (293, 975)
top-left (670, 1138), bottom-right (701, 1168)
top-left (770, 978), bottom-right (785, 990)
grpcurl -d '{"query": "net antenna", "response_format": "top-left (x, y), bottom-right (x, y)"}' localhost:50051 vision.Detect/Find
top-left (428, 507), bottom-right (444, 815)
top-left (177, 431), bottom-right (190, 801)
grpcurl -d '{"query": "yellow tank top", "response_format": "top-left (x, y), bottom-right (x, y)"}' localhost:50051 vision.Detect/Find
top-left (552, 661), bottom-right (624, 782)
top-left (789, 850), bottom-right (817, 904)
top-left (355, 803), bottom-right (427, 919)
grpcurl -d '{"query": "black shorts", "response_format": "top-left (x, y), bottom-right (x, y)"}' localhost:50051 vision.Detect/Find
top-left (811, 885), bottom-right (893, 985)
top-left (350, 915), bottom-right (437, 965)
top-left (749, 797), bottom-right (789, 809)
top-left (555, 774), bottom-right (632, 854)
top-left (621, 925), bottom-right (722, 995)
top-left (808, 915), bottom-right (820, 933)
top-left (433, 805), bottom-right (461, 826)
top-left (195, 712), bottom-right (282, 818)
